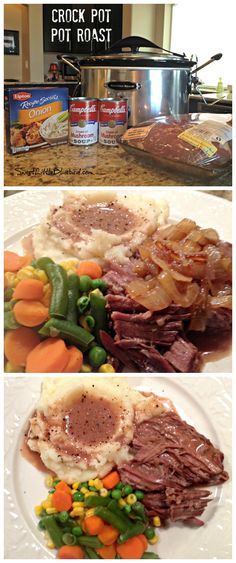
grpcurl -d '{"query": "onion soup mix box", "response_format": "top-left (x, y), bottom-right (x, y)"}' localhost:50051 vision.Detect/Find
top-left (5, 87), bottom-right (69, 154)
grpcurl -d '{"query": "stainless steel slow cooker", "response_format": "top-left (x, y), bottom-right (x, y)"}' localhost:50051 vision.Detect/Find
top-left (58, 36), bottom-right (222, 126)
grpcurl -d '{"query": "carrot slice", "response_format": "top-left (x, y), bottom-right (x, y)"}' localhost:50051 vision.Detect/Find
top-left (13, 300), bottom-right (48, 327)
top-left (4, 327), bottom-right (40, 367)
top-left (55, 481), bottom-right (72, 495)
top-left (21, 254), bottom-right (33, 267)
top-left (116, 536), bottom-right (145, 559)
top-left (58, 545), bottom-right (84, 559)
top-left (84, 515), bottom-right (105, 536)
top-left (4, 251), bottom-right (25, 272)
top-left (63, 346), bottom-right (83, 373)
top-left (13, 279), bottom-right (44, 301)
top-left (96, 544), bottom-right (116, 559)
top-left (102, 471), bottom-right (120, 490)
top-left (98, 525), bottom-right (119, 546)
top-left (52, 490), bottom-right (72, 512)
top-left (77, 261), bottom-right (102, 279)
top-left (137, 534), bottom-right (149, 552)
top-left (26, 338), bottom-right (69, 373)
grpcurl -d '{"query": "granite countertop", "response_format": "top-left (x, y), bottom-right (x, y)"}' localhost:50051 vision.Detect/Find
top-left (4, 142), bottom-right (232, 187)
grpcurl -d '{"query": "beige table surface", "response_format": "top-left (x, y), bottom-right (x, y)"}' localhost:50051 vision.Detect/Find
top-left (4, 142), bottom-right (232, 188)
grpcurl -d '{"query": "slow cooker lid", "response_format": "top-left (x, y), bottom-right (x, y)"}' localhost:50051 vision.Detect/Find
top-left (79, 36), bottom-right (196, 69)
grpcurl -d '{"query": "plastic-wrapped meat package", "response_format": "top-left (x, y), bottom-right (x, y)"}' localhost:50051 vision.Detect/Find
top-left (118, 113), bottom-right (232, 179)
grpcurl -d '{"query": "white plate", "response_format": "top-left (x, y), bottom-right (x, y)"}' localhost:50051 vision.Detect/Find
top-left (4, 376), bottom-right (232, 559)
top-left (4, 188), bottom-right (232, 373)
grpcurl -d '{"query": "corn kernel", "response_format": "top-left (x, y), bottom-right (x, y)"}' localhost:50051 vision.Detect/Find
top-left (60, 260), bottom-right (78, 272)
top-left (100, 488), bottom-right (108, 497)
top-left (34, 269), bottom-right (48, 284)
top-left (72, 482), bottom-right (80, 490)
top-left (85, 508), bottom-right (95, 518)
top-left (153, 516), bottom-right (161, 527)
top-left (42, 500), bottom-right (52, 510)
top-left (98, 363), bottom-right (115, 373)
top-left (72, 502), bottom-right (84, 508)
top-left (47, 541), bottom-right (55, 549)
top-left (126, 494), bottom-right (137, 505)
top-left (5, 272), bottom-right (17, 288)
top-left (16, 266), bottom-right (35, 281)
top-left (80, 487), bottom-right (89, 494)
top-left (5, 362), bottom-right (23, 373)
top-left (80, 363), bottom-right (93, 373)
top-left (84, 491), bottom-right (98, 498)
top-left (149, 535), bottom-right (159, 545)
top-left (45, 475), bottom-right (54, 488)
top-left (70, 507), bottom-right (84, 517)
top-left (46, 507), bottom-right (58, 515)
top-left (118, 499), bottom-right (126, 509)
top-left (88, 479), bottom-right (95, 487)
top-left (34, 505), bottom-right (42, 516)
top-left (94, 478), bottom-right (103, 490)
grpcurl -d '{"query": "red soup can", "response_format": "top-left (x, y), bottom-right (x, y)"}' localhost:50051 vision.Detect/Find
top-left (98, 98), bottom-right (128, 146)
top-left (69, 97), bottom-right (98, 145)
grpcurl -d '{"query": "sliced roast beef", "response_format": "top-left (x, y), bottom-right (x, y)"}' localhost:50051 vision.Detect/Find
top-left (206, 308), bottom-right (232, 332)
top-left (163, 337), bottom-right (201, 372)
top-left (119, 412), bottom-right (228, 526)
top-left (106, 294), bottom-right (145, 313)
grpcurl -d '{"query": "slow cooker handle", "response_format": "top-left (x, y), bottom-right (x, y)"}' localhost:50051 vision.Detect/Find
top-left (107, 35), bottom-right (185, 57)
top-left (191, 52), bottom-right (222, 74)
top-left (57, 54), bottom-right (81, 75)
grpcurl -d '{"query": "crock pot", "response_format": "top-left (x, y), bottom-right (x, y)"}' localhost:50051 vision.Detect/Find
top-left (58, 36), bottom-right (222, 126)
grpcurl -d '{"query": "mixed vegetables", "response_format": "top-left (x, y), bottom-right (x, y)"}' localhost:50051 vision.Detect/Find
top-left (4, 251), bottom-right (112, 373)
top-left (35, 470), bottom-right (160, 559)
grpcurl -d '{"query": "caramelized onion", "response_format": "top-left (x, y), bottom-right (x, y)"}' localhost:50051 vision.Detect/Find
top-left (127, 278), bottom-right (171, 311)
top-left (158, 271), bottom-right (200, 308)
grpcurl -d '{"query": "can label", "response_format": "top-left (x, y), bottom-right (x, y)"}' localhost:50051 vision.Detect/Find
top-left (99, 99), bottom-right (128, 146)
top-left (69, 98), bottom-right (98, 145)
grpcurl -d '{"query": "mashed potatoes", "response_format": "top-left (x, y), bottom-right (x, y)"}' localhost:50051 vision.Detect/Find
top-left (27, 377), bottom-right (173, 483)
top-left (32, 191), bottom-right (169, 264)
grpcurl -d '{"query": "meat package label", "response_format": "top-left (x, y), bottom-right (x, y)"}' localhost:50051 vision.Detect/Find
top-left (122, 124), bottom-right (155, 142)
top-left (178, 120), bottom-right (232, 157)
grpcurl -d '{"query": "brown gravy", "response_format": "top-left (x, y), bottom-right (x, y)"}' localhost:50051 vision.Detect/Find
top-left (62, 393), bottom-right (119, 446)
top-left (189, 331), bottom-right (232, 364)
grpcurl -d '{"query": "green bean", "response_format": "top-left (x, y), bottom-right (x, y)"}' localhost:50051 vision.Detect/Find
top-left (141, 553), bottom-right (160, 559)
top-left (36, 257), bottom-right (54, 269)
top-left (4, 287), bottom-right (14, 300)
top-left (4, 301), bottom-right (13, 312)
top-left (85, 547), bottom-right (101, 559)
top-left (118, 521), bottom-right (146, 544)
top-left (84, 495), bottom-right (110, 508)
top-left (67, 274), bottom-right (80, 323)
top-left (46, 263), bottom-right (68, 319)
top-left (62, 532), bottom-right (76, 545)
top-left (94, 507), bottom-right (128, 533)
top-left (132, 502), bottom-right (149, 523)
top-left (4, 311), bottom-right (19, 330)
top-left (107, 500), bottom-right (131, 526)
top-left (77, 536), bottom-right (104, 548)
top-left (77, 295), bottom-right (90, 314)
top-left (90, 291), bottom-right (108, 345)
top-left (39, 318), bottom-right (94, 352)
top-left (40, 515), bottom-right (64, 548)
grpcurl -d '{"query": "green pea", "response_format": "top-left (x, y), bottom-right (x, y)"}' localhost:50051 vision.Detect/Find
top-left (73, 491), bottom-right (84, 501)
top-left (48, 489), bottom-right (56, 494)
top-left (115, 482), bottom-right (124, 490)
top-left (4, 287), bottom-right (14, 300)
top-left (135, 490), bottom-right (145, 500)
top-left (88, 346), bottom-right (107, 369)
top-left (91, 278), bottom-right (107, 292)
top-left (123, 504), bottom-right (131, 514)
top-left (145, 527), bottom-right (155, 540)
top-left (111, 489), bottom-right (122, 500)
top-left (80, 481), bottom-right (88, 488)
top-left (57, 511), bottom-right (69, 523)
top-left (122, 485), bottom-right (133, 496)
top-left (89, 486), bottom-right (98, 492)
top-left (85, 315), bottom-right (95, 329)
top-left (79, 275), bottom-right (93, 293)
top-left (72, 526), bottom-right (83, 537)
top-left (38, 519), bottom-right (46, 529)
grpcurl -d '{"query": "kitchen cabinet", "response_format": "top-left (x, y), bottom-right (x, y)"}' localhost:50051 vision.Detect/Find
top-left (43, 4), bottom-right (123, 54)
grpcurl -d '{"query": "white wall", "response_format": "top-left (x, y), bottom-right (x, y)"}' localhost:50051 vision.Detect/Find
top-left (28, 4), bottom-right (44, 81)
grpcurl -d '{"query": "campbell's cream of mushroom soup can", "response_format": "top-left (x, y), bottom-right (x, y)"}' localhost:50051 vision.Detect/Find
top-left (69, 98), bottom-right (98, 145)
top-left (99, 98), bottom-right (128, 146)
